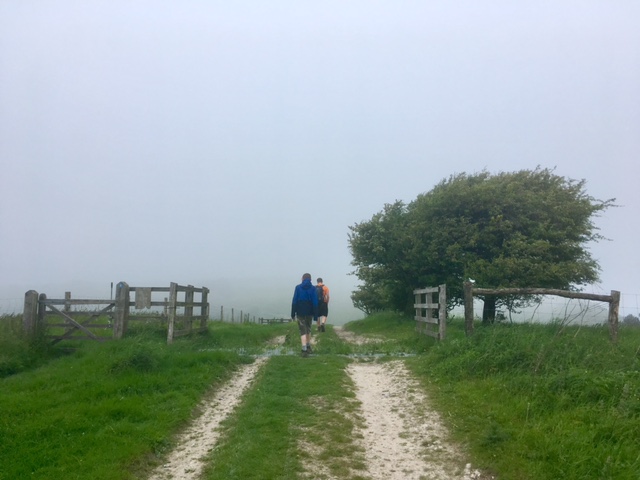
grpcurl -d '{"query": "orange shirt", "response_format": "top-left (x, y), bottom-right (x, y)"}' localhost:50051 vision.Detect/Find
top-left (318, 284), bottom-right (330, 303)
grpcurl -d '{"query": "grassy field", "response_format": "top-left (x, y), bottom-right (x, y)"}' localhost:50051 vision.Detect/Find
top-left (405, 318), bottom-right (640, 480)
top-left (1, 312), bottom-right (639, 479)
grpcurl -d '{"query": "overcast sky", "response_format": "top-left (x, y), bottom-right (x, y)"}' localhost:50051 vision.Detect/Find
top-left (1, 1), bottom-right (639, 323)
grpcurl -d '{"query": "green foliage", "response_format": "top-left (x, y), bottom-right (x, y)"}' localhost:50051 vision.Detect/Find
top-left (0, 314), bottom-right (61, 378)
top-left (205, 320), bottom-right (292, 351)
top-left (348, 201), bottom-right (416, 314)
top-left (203, 355), bottom-right (366, 480)
top-left (3, 313), bottom-right (639, 479)
top-left (0, 321), bottom-right (287, 480)
top-left (348, 168), bottom-right (615, 315)
top-left (403, 318), bottom-right (640, 480)
top-left (339, 313), bottom-right (640, 478)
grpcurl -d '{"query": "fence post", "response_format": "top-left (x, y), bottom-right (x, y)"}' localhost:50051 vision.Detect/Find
top-left (413, 289), bottom-right (421, 334)
top-left (201, 288), bottom-right (209, 329)
top-left (64, 291), bottom-right (71, 313)
top-left (23, 290), bottom-right (39, 342)
top-left (167, 282), bottom-right (178, 344)
top-left (114, 282), bottom-right (130, 339)
top-left (38, 293), bottom-right (47, 335)
top-left (464, 281), bottom-right (474, 336)
top-left (438, 284), bottom-right (447, 340)
top-left (185, 285), bottom-right (194, 334)
top-left (608, 290), bottom-right (620, 343)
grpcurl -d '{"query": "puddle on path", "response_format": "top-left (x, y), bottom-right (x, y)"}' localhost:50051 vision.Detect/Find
top-left (199, 347), bottom-right (416, 358)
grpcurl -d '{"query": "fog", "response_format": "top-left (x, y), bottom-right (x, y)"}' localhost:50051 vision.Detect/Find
top-left (1, 2), bottom-right (639, 324)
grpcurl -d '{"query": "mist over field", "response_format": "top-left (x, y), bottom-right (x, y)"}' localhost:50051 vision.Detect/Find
top-left (1, 2), bottom-right (639, 322)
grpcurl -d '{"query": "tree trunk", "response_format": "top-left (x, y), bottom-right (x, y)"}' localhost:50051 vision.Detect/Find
top-left (482, 295), bottom-right (497, 325)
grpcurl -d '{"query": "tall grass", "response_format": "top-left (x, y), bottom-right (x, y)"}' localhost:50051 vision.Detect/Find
top-left (3, 311), bottom-right (639, 479)
top-left (402, 318), bottom-right (640, 480)
top-left (0, 314), bottom-right (62, 378)
top-left (341, 312), bottom-right (640, 479)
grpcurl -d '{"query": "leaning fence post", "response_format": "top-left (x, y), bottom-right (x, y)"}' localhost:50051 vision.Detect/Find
top-left (114, 282), bottom-right (130, 339)
top-left (23, 290), bottom-right (39, 342)
top-left (608, 290), bottom-right (620, 343)
top-left (464, 281), bottom-right (474, 336)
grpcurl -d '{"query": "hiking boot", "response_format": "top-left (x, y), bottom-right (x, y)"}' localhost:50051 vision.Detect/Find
top-left (321, 324), bottom-right (326, 332)
top-left (301, 349), bottom-right (309, 358)
top-left (307, 345), bottom-right (313, 354)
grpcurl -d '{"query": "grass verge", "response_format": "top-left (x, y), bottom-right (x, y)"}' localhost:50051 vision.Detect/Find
top-left (4, 311), bottom-right (639, 479)
top-left (203, 354), bottom-right (367, 480)
top-left (348, 312), bottom-right (640, 480)
top-left (0, 321), bottom-right (290, 480)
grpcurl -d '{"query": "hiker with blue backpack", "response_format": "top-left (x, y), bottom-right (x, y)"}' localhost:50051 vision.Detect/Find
top-left (291, 273), bottom-right (319, 357)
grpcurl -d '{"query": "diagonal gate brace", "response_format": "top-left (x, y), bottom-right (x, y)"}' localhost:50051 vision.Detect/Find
top-left (47, 303), bottom-right (114, 344)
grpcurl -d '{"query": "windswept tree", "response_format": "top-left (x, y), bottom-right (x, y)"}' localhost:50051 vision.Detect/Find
top-left (348, 201), bottom-right (416, 314)
top-left (348, 168), bottom-right (615, 321)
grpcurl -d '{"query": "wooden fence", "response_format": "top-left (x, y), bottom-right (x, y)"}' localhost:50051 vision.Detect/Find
top-left (463, 282), bottom-right (621, 342)
top-left (23, 291), bottom-right (116, 345)
top-left (214, 306), bottom-right (292, 324)
top-left (258, 317), bottom-right (292, 324)
top-left (413, 284), bottom-right (447, 340)
top-left (23, 282), bottom-right (210, 345)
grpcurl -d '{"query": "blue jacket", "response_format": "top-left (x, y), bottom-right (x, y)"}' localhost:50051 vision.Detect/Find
top-left (291, 278), bottom-right (319, 319)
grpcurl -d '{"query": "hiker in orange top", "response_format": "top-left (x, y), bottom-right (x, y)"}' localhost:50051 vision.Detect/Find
top-left (315, 278), bottom-right (330, 332)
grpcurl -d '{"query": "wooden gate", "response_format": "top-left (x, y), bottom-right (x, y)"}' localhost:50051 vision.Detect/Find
top-left (23, 282), bottom-right (210, 345)
top-left (23, 291), bottom-right (115, 345)
top-left (113, 282), bottom-right (210, 344)
top-left (413, 284), bottom-right (447, 340)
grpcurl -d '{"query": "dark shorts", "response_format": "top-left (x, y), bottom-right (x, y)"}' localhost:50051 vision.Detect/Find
top-left (318, 303), bottom-right (328, 317)
top-left (297, 315), bottom-right (313, 336)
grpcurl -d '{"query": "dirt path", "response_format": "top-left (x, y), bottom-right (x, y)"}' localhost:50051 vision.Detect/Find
top-left (148, 329), bottom-right (489, 479)
top-left (336, 326), bottom-right (488, 480)
top-left (347, 361), bottom-right (483, 480)
top-left (147, 357), bottom-right (268, 480)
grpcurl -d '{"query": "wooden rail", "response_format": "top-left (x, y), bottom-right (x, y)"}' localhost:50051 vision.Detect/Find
top-left (117, 282), bottom-right (210, 344)
top-left (258, 317), bottom-right (292, 324)
top-left (463, 282), bottom-right (621, 342)
top-left (413, 285), bottom-right (446, 340)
